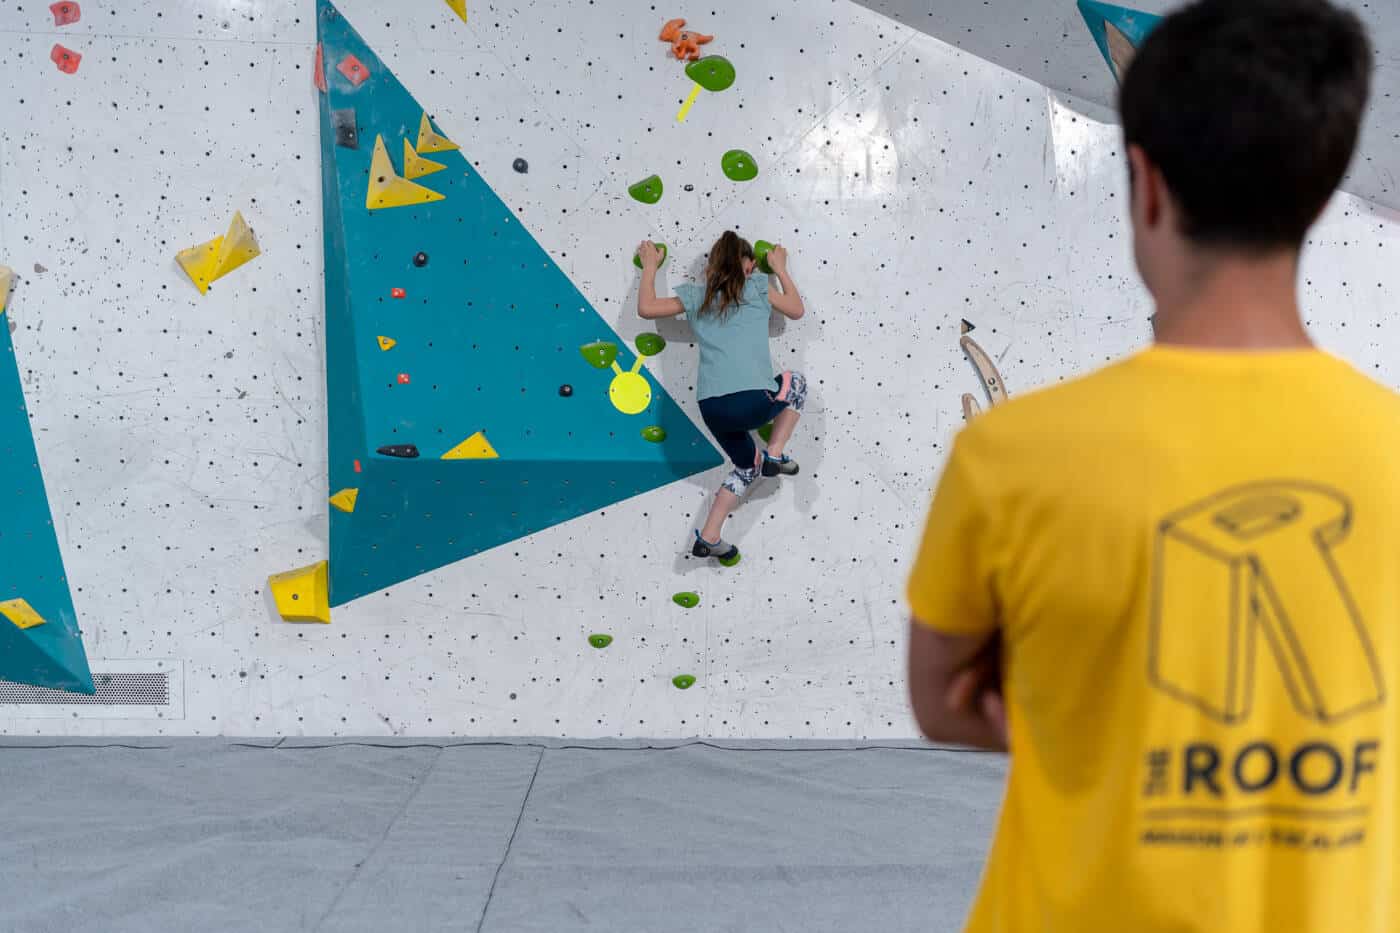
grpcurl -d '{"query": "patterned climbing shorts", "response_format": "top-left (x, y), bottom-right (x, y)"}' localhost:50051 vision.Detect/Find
top-left (722, 465), bottom-right (761, 496)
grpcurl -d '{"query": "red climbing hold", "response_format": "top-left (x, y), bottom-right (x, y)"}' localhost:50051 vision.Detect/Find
top-left (391, 287), bottom-right (406, 299)
top-left (313, 43), bottom-right (327, 93)
top-left (353, 459), bottom-right (362, 473)
top-left (51, 44), bottom-right (81, 74)
top-left (397, 373), bottom-right (411, 385)
top-left (50, 1), bottom-right (80, 26)
top-left (337, 54), bottom-right (369, 87)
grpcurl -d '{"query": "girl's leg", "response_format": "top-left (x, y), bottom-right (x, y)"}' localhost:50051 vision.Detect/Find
top-left (765, 407), bottom-right (801, 460)
top-left (700, 487), bottom-right (742, 544)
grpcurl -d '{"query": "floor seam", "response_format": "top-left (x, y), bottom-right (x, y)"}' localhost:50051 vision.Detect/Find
top-left (475, 745), bottom-right (546, 933)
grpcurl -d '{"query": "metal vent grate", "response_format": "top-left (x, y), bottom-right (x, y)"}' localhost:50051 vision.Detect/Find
top-left (0, 671), bottom-right (170, 706)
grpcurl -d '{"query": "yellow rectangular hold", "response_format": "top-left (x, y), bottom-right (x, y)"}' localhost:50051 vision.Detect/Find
top-left (0, 598), bottom-right (47, 630)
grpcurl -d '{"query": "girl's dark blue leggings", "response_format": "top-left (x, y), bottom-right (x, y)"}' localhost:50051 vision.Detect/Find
top-left (698, 371), bottom-right (808, 470)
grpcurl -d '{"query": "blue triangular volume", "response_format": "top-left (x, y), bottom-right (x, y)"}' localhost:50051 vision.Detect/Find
top-left (1077, 0), bottom-right (1163, 84)
top-left (316, 1), bottom-right (723, 605)
top-left (0, 313), bottom-right (94, 693)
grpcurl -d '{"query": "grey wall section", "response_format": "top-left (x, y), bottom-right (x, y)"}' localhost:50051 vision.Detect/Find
top-left (851, 0), bottom-right (1400, 211)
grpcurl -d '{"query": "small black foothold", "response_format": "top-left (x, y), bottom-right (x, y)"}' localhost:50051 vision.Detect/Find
top-left (513, 157), bottom-right (528, 173)
top-left (558, 384), bottom-right (573, 397)
top-left (413, 251), bottom-right (429, 267)
top-left (377, 444), bottom-right (420, 459)
top-left (683, 184), bottom-right (695, 192)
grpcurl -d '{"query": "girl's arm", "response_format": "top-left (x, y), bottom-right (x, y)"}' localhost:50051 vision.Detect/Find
top-left (636, 240), bottom-right (686, 320)
top-left (765, 246), bottom-right (805, 320)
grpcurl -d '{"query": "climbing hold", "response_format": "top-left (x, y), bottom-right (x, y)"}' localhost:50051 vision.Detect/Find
top-left (609, 372), bottom-right (652, 416)
top-left (632, 243), bottom-right (668, 269)
top-left (721, 149), bottom-right (758, 182)
top-left (960, 318), bottom-right (975, 335)
top-left (718, 550), bottom-right (741, 568)
top-left (683, 184), bottom-right (695, 192)
top-left (756, 422), bottom-right (773, 443)
top-left (377, 444), bottom-right (420, 459)
top-left (628, 175), bottom-right (663, 205)
top-left (331, 108), bottom-right (359, 149)
top-left (659, 18), bottom-right (713, 61)
top-left (0, 598), bottom-right (46, 631)
top-left (512, 158), bottom-right (528, 174)
top-left (176, 212), bottom-right (261, 295)
top-left (268, 561), bottom-right (332, 624)
top-left (50, 44), bottom-right (80, 74)
top-left (579, 340), bottom-right (619, 370)
top-left (313, 43), bottom-right (327, 93)
top-left (672, 674), bottom-right (697, 690)
top-left (50, 2), bottom-right (80, 26)
top-left (753, 239), bottom-right (775, 274)
top-left (353, 460), bottom-right (362, 473)
top-left (634, 333), bottom-right (666, 357)
top-left (672, 592), bottom-right (700, 609)
top-left (0, 265), bottom-right (12, 315)
top-left (416, 112), bottom-right (460, 154)
top-left (329, 488), bottom-right (359, 513)
top-left (558, 384), bottom-right (573, 397)
top-left (641, 425), bottom-right (667, 443)
top-left (390, 288), bottom-right (406, 300)
top-left (366, 135), bottom-right (445, 211)
top-left (441, 431), bottom-right (498, 460)
top-left (403, 139), bottom-right (446, 180)
top-left (588, 634), bottom-right (613, 649)
top-left (377, 335), bottom-right (397, 351)
top-left (685, 55), bottom-right (735, 91)
top-left (336, 53), bottom-right (369, 87)
top-left (443, 0), bottom-right (467, 22)
top-left (396, 373), bottom-right (411, 385)
top-left (413, 251), bottom-right (429, 267)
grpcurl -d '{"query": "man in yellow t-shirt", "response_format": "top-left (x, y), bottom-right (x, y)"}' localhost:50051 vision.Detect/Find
top-left (907, 2), bottom-right (1394, 931)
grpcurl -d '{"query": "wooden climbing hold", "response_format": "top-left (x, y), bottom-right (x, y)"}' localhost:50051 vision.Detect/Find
top-left (50, 2), bottom-right (81, 26)
top-left (329, 488), bottom-right (359, 513)
top-left (50, 44), bottom-right (81, 74)
top-left (336, 53), bottom-right (369, 87)
top-left (441, 431), bottom-right (498, 460)
top-left (268, 561), bottom-right (331, 624)
top-left (960, 318), bottom-right (975, 334)
top-left (0, 598), bottom-right (47, 630)
top-left (960, 335), bottom-right (1008, 407)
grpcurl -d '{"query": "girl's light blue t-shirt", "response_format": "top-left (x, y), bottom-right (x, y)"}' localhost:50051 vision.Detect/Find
top-left (674, 276), bottom-right (776, 401)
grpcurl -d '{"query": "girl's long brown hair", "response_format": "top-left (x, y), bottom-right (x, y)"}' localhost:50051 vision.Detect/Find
top-left (698, 230), bottom-right (754, 320)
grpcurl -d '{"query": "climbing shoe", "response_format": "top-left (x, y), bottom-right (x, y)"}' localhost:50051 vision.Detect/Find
top-left (692, 530), bottom-right (740, 566)
top-left (761, 452), bottom-right (799, 478)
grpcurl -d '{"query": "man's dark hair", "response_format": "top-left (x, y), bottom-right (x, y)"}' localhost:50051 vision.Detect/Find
top-left (1119, 0), bottom-right (1372, 251)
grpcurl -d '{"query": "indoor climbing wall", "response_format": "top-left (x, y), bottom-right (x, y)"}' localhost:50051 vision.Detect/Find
top-left (0, 0), bottom-right (1395, 737)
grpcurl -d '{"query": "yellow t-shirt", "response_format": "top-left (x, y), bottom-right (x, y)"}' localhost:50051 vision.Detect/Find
top-left (909, 346), bottom-right (1398, 933)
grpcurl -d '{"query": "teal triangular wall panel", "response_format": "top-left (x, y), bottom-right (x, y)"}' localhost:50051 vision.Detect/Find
top-left (316, 1), bottom-right (723, 606)
top-left (0, 307), bottom-right (94, 693)
top-left (1077, 0), bottom-right (1163, 84)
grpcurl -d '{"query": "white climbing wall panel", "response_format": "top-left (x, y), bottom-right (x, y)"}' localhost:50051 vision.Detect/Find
top-left (0, 0), bottom-right (1396, 737)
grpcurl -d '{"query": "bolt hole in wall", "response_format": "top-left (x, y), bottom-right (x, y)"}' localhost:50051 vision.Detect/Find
top-left (0, 0), bottom-right (1394, 737)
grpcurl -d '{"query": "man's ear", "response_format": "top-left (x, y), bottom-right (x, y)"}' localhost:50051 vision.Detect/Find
top-left (1127, 144), bottom-right (1163, 230)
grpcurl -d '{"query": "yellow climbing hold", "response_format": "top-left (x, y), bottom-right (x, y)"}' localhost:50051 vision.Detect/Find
top-left (416, 112), bottom-right (460, 155)
top-left (443, 0), bottom-right (467, 23)
top-left (0, 264), bottom-right (12, 315)
top-left (608, 370), bottom-right (652, 415)
top-left (402, 139), bottom-right (446, 180)
top-left (0, 598), bottom-right (46, 630)
top-left (268, 561), bottom-right (331, 624)
top-left (442, 431), bottom-right (498, 460)
top-left (366, 135), bottom-right (446, 211)
top-left (329, 488), bottom-right (359, 513)
top-left (377, 335), bottom-right (397, 351)
top-left (176, 212), bottom-right (261, 295)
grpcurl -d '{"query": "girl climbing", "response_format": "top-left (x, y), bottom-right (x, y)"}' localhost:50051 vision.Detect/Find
top-left (636, 231), bottom-right (807, 565)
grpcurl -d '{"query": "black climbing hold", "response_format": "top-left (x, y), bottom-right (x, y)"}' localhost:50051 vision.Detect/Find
top-left (413, 251), bottom-right (429, 268)
top-left (558, 384), bottom-right (573, 397)
top-left (960, 319), bottom-right (975, 334)
top-left (331, 108), bottom-right (359, 149)
top-left (683, 184), bottom-right (695, 192)
top-left (377, 444), bottom-right (420, 459)
top-left (513, 157), bottom-right (528, 173)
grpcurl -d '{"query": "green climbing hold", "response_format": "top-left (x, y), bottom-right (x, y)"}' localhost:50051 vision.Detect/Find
top-left (672, 674), bottom-right (697, 690)
top-left (672, 591), bottom-right (700, 609)
top-left (635, 333), bottom-right (666, 357)
top-left (641, 425), bottom-right (668, 443)
top-left (633, 242), bottom-right (668, 268)
top-left (628, 175), bottom-right (664, 204)
top-left (588, 634), bottom-right (613, 649)
top-left (685, 55), bottom-right (735, 92)
top-left (721, 149), bottom-right (758, 182)
top-left (753, 240), bottom-right (775, 274)
top-left (579, 340), bottom-right (619, 369)
top-left (757, 422), bottom-right (774, 443)
top-left (718, 550), bottom-right (742, 568)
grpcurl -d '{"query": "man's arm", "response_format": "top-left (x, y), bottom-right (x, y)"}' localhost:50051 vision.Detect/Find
top-left (908, 622), bottom-right (1007, 750)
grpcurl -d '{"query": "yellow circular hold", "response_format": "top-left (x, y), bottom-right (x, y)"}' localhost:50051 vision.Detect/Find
top-left (609, 371), bottom-right (652, 415)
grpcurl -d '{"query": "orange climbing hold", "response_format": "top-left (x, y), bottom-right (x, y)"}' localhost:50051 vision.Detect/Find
top-left (51, 44), bottom-right (81, 74)
top-left (397, 373), bottom-right (411, 385)
top-left (390, 287), bottom-right (406, 299)
top-left (337, 53), bottom-right (369, 87)
top-left (50, 2), bottom-right (81, 26)
top-left (659, 18), bottom-right (713, 61)
top-left (313, 43), bottom-right (327, 92)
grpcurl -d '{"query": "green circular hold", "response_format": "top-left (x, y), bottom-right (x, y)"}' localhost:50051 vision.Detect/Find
top-left (588, 634), bottom-right (613, 649)
top-left (721, 149), bottom-right (758, 182)
top-left (633, 243), bottom-right (668, 269)
top-left (672, 591), bottom-right (700, 609)
top-left (672, 674), bottom-right (697, 690)
top-left (718, 549), bottom-right (742, 568)
top-left (579, 340), bottom-right (619, 370)
top-left (634, 332), bottom-right (666, 357)
top-left (641, 425), bottom-right (668, 443)
top-left (685, 55), bottom-right (735, 92)
top-left (753, 239), bottom-right (775, 275)
top-left (628, 174), bottom-right (664, 204)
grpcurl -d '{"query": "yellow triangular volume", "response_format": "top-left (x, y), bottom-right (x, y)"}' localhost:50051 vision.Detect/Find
top-left (0, 264), bottom-right (13, 315)
top-left (175, 237), bottom-right (222, 295)
top-left (268, 561), bottom-right (331, 624)
top-left (444, 0), bottom-right (467, 22)
top-left (416, 113), bottom-right (460, 154)
top-left (403, 139), bottom-right (447, 180)
top-left (377, 335), bottom-right (397, 351)
top-left (176, 212), bottom-right (262, 294)
top-left (0, 598), bottom-right (46, 630)
top-left (442, 431), bottom-right (498, 460)
top-left (367, 135), bottom-right (446, 211)
top-left (329, 488), bottom-right (359, 513)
